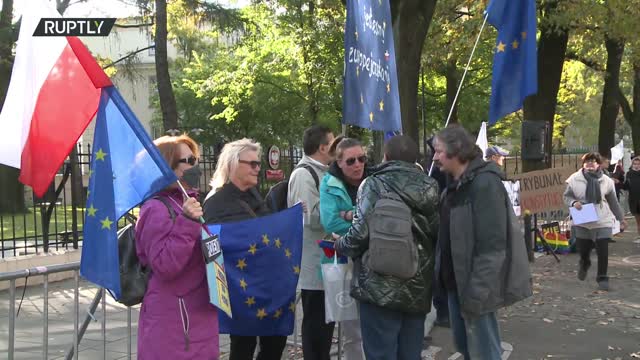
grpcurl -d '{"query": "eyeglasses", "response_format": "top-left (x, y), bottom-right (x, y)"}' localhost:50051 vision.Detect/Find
top-left (178, 156), bottom-right (197, 166)
top-left (345, 156), bottom-right (367, 166)
top-left (239, 160), bottom-right (261, 169)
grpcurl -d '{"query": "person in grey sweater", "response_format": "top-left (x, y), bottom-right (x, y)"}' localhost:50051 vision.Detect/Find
top-left (287, 125), bottom-right (336, 360)
top-left (564, 152), bottom-right (627, 291)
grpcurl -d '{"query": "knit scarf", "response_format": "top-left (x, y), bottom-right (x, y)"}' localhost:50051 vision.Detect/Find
top-left (582, 168), bottom-right (603, 204)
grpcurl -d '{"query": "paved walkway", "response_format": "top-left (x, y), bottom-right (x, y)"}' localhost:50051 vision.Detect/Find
top-left (2, 220), bottom-right (640, 359)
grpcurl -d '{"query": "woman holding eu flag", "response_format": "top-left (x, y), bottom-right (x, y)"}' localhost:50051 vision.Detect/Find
top-left (319, 137), bottom-right (368, 360)
top-left (203, 138), bottom-right (287, 360)
top-left (135, 134), bottom-right (219, 359)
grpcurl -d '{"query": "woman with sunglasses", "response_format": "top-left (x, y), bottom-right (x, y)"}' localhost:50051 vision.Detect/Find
top-left (135, 134), bottom-right (219, 360)
top-left (318, 137), bottom-right (368, 360)
top-left (203, 138), bottom-right (287, 360)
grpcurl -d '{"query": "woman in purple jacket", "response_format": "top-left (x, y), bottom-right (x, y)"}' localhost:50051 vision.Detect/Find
top-left (135, 134), bottom-right (219, 359)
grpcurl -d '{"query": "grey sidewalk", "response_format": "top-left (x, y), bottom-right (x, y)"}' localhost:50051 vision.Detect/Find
top-left (2, 224), bottom-right (640, 359)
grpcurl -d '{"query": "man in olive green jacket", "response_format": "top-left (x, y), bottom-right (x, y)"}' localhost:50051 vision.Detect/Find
top-left (335, 136), bottom-right (439, 360)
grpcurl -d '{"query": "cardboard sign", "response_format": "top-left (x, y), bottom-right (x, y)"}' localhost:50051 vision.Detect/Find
top-left (201, 227), bottom-right (232, 318)
top-left (514, 167), bottom-right (574, 214)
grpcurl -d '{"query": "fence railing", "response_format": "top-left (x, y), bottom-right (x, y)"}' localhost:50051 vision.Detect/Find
top-left (1, 143), bottom-right (303, 258)
top-left (1, 262), bottom-right (135, 360)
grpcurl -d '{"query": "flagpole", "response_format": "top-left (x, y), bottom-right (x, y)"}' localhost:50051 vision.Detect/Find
top-left (176, 180), bottom-right (208, 225)
top-left (429, 12), bottom-right (489, 176)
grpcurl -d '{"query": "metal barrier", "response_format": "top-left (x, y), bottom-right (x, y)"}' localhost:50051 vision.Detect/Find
top-left (1, 262), bottom-right (134, 360)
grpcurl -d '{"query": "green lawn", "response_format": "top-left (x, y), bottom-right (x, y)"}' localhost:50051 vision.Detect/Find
top-left (0, 206), bottom-right (139, 241)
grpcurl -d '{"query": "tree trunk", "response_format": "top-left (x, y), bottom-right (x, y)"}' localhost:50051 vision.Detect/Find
top-left (445, 57), bottom-right (459, 124)
top-left (522, 1), bottom-right (568, 172)
top-left (302, 0), bottom-right (318, 124)
top-left (155, 0), bottom-right (179, 132)
top-left (618, 64), bottom-right (640, 155)
top-left (390, 0), bottom-right (437, 145)
top-left (0, 0), bottom-right (13, 110)
top-left (597, 36), bottom-right (624, 159)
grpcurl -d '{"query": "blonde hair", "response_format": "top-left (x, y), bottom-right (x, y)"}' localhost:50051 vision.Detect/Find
top-left (153, 134), bottom-right (200, 169)
top-left (209, 138), bottom-right (261, 191)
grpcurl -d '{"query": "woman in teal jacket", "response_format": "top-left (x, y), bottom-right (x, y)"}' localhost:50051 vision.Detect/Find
top-left (319, 137), bottom-right (368, 360)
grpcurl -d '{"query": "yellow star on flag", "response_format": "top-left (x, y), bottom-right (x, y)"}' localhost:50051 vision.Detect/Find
top-left (521, 31), bottom-right (527, 39)
top-left (87, 205), bottom-right (97, 217)
top-left (293, 265), bottom-right (301, 275)
top-left (240, 278), bottom-right (247, 291)
top-left (289, 301), bottom-right (296, 313)
top-left (285, 248), bottom-right (292, 258)
top-left (512, 39), bottom-right (519, 49)
top-left (379, 100), bottom-right (384, 111)
top-left (95, 148), bottom-right (107, 161)
top-left (274, 238), bottom-right (282, 248)
top-left (273, 308), bottom-right (283, 319)
top-left (496, 41), bottom-right (506, 53)
top-left (245, 296), bottom-right (256, 307)
top-left (369, 112), bottom-right (374, 123)
top-left (256, 308), bottom-right (267, 320)
top-left (236, 258), bottom-right (247, 270)
top-left (248, 243), bottom-right (257, 255)
top-left (262, 234), bottom-right (270, 246)
top-left (100, 216), bottom-right (113, 230)
top-left (386, 83), bottom-right (391, 93)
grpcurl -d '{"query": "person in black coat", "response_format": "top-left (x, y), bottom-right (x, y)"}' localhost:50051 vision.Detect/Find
top-left (202, 138), bottom-right (284, 360)
top-left (625, 157), bottom-right (640, 236)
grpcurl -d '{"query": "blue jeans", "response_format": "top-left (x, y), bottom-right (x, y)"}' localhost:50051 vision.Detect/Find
top-left (448, 292), bottom-right (502, 360)
top-left (359, 301), bottom-right (426, 360)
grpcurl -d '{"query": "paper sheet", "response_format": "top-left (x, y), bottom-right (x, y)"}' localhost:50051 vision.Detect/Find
top-left (569, 203), bottom-right (599, 225)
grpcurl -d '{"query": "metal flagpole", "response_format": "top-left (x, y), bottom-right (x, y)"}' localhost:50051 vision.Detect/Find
top-left (428, 12), bottom-right (490, 176)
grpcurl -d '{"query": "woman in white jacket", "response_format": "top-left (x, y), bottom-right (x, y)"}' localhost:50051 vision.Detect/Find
top-left (564, 152), bottom-right (627, 291)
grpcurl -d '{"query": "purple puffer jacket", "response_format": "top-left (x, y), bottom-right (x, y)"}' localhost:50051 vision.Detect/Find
top-left (135, 189), bottom-right (219, 360)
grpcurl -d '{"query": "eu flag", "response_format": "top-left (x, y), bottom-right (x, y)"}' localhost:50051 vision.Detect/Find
top-left (81, 86), bottom-right (177, 298)
top-left (343, 0), bottom-right (402, 132)
top-left (487, 0), bottom-right (537, 125)
top-left (208, 204), bottom-right (303, 336)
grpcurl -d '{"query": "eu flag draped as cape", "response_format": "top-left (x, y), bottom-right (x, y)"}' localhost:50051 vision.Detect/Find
top-left (208, 204), bottom-right (303, 336)
top-left (81, 87), bottom-right (177, 298)
top-left (487, 0), bottom-right (537, 125)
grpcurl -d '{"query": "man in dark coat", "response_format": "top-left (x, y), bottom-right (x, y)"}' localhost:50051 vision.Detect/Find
top-left (433, 126), bottom-right (532, 359)
top-left (334, 136), bottom-right (439, 360)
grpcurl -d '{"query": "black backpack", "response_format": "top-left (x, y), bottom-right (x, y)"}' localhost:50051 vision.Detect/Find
top-left (116, 196), bottom-right (176, 307)
top-left (265, 164), bottom-right (319, 212)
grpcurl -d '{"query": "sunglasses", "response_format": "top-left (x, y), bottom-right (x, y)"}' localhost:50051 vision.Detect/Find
top-left (178, 156), bottom-right (197, 166)
top-left (345, 155), bottom-right (367, 166)
top-left (239, 160), bottom-right (261, 169)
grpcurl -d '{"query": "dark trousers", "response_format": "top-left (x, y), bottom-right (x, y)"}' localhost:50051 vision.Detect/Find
top-left (229, 335), bottom-right (287, 360)
top-left (301, 289), bottom-right (336, 360)
top-left (359, 301), bottom-right (426, 360)
top-left (577, 238), bottom-right (609, 280)
top-left (432, 278), bottom-right (449, 321)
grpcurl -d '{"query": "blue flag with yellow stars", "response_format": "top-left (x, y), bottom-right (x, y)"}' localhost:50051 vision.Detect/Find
top-left (208, 204), bottom-right (303, 336)
top-left (343, 0), bottom-right (402, 132)
top-left (487, 0), bottom-right (537, 125)
top-left (81, 86), bottom-right (177, 298)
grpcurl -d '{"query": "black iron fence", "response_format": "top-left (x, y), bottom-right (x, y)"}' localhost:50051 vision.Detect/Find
top-left (502, 151), bottom-right (587, 176)
top-left (0, 143), bottom-right (303, 258)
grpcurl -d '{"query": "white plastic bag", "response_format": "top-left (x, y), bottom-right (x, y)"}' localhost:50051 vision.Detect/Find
top-left (322, 256), bottom-right (359, 323)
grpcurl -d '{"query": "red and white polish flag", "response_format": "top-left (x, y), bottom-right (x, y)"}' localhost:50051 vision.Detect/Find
top-left (0, 1), bottom-right (112, 197)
